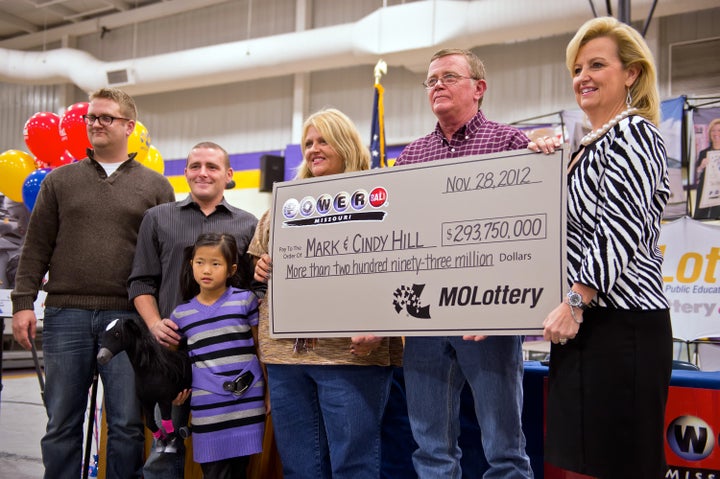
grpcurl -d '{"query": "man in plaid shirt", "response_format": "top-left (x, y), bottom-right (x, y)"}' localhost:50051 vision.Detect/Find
top-left (395, 48), bottom-right (534, 479)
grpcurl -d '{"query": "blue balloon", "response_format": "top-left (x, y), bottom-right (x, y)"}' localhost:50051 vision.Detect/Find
top-left (22, 168), bottom-right (50, 212)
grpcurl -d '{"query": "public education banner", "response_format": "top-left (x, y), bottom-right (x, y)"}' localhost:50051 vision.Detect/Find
top-left (659, 216), bottom-right (720, 341)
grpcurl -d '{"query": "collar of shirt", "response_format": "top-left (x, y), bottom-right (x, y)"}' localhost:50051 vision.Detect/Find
top-left (86, 150), bottom-right (138, 177)
top-left (176, 195), bottom-right (231, 215)
top-left (433, 110), bottom-right (488, 145)
top-left (87, 149), bottom-right (137, 163)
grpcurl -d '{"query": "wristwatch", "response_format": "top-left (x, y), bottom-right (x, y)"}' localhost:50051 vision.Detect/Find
top-left (566, 290), bottom-right (588, 311)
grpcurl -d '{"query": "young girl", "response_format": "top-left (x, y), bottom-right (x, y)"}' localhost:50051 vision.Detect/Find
top-left (172, 232), bottom-right (265, 479)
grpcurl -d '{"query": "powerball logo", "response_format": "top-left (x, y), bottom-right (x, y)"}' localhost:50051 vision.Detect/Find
top-left (282, 186), bottom-right (388, 226)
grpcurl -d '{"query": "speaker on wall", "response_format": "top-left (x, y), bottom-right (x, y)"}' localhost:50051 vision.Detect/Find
top-left (259, 154), bottom-right (285, 192)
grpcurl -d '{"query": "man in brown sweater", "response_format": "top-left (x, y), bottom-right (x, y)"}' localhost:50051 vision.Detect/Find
top-left (11, 88), bottom-right (175, 479)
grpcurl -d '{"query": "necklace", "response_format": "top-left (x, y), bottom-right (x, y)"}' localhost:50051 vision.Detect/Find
top-left (580, 107), bottom-right (637, 146)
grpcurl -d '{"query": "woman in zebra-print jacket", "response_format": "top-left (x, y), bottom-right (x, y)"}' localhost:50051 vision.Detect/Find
top-left (541, 17), bottom-right (672, 479)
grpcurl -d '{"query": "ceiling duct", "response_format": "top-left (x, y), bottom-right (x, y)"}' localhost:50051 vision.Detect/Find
top-left (106, 68), bottom-right (134, 86)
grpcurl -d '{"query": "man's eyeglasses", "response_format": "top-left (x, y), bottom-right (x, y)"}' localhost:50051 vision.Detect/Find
top-left (82, 114), bottom-right (131, 126)
top-left (423, 73), bottom-right (475, 90)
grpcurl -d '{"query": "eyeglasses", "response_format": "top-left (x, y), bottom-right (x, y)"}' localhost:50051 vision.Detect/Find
top-left (423, 73), bottom-right (475, 90)
top-left (82, 114), bottom-right (131, 126)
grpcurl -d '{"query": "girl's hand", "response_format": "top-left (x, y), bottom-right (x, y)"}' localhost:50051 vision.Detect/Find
top-left (172, 389), bottom-right (191, 406)
top-left (265, 393), bottom-right (271, 415)
top-left (254, 253), bottom-right (273, 283)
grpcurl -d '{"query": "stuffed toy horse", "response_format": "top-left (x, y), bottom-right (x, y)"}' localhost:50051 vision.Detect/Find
top-left (97, 316), bottom-right (192, 453)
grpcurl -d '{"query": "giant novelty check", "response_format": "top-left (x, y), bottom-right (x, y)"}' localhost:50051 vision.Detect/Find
top-left (268, 148), bottom-right (567, 337)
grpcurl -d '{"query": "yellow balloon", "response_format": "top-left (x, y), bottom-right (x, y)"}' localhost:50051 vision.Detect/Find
top-left (139, 145), bottom-right (165, 175)
top-left (0, 149), bottom-right (37, 202)
top-left (128, 120), bottom-right (151, 164)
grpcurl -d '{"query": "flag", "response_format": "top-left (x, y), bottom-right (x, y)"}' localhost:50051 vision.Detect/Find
top-left (370, 83), bottom-right (386, 168)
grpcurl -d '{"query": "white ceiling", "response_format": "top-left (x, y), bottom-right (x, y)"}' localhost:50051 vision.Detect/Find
top-left (1, 0), bottom-right (718, 97)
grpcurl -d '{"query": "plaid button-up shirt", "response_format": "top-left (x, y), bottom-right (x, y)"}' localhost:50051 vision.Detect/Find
top-left (396, 110), bottom-right (529, 165)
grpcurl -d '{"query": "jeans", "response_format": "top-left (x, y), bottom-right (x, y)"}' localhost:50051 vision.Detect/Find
top-left (142, 404), bottom-right (187, 479)
top-left (380, 368), bottom-right (416, 479)
top-left (41, 308), bottom-right (144, 479)
top-left (403, 336), bottom-right (533, 479)
top-left (266, 364), bottom-right (393, 479)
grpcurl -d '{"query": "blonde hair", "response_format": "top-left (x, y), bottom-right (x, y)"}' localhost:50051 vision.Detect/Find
top-left (708, 118), bottom-right (720, 145)
top-left (566, 17), bottom-right (660, 125)
top-left (296, 108), bottom-right (370, 179)
top-left (89, 88), bottom-right (138, 121)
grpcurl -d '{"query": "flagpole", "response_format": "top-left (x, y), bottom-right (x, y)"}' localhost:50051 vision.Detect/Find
top-left (371, 59), bottom-right (388, 168)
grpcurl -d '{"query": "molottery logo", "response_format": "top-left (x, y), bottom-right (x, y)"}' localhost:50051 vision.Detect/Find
top-left (667, 415), bottom-right (715, 461)
top-left (393, 284), bottom-right (431, 319)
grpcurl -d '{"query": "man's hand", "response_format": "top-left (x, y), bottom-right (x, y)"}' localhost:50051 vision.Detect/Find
top-left (150, 318), bottom-right (181, 348)
top-left (528, 136), bottom-right (562, 154)
top-left (12, 310), bottom-right (37, 351)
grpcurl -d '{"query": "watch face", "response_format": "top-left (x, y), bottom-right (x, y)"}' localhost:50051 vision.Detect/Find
top-left (567, 291), bottom-right (582, 306)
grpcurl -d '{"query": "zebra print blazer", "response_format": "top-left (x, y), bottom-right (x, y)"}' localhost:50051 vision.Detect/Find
top-left (567, 114), bottom-right (670, 310)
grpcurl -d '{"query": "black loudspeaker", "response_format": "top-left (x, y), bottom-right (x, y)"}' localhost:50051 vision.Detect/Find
top-left (259, 154), bottom-right (285, 192)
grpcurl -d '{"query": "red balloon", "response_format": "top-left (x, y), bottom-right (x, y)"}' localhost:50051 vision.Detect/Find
top-left (24, 112), bottom-right (65, 167)
top-left (57, 150), bottom-right (76, 168)
top-left (60, 102), bottom-right (91, 160)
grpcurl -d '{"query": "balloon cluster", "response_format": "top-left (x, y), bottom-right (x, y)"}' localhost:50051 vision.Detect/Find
top-left (0, 102), bottom-right (165, 211)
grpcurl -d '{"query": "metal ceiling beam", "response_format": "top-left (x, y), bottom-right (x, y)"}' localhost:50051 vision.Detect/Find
top-left (103, 0), bottom-right (132, 11)
top-left (0, 0), bottom-right (230, 50)
top-left (27, 0), bottom-right (78, 22)
top-left (0, 12), bottom-right (41, 34)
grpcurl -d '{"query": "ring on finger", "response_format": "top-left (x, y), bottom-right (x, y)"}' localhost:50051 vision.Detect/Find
top-left (559, 338), bottom-right (568, 345)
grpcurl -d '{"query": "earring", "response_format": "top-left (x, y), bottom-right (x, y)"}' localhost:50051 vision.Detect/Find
top-left (626, 88), bottom-right (633, 108)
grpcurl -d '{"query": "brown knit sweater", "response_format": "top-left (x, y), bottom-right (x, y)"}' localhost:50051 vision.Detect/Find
top-left (12, 154), bottom-right (175, 313)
